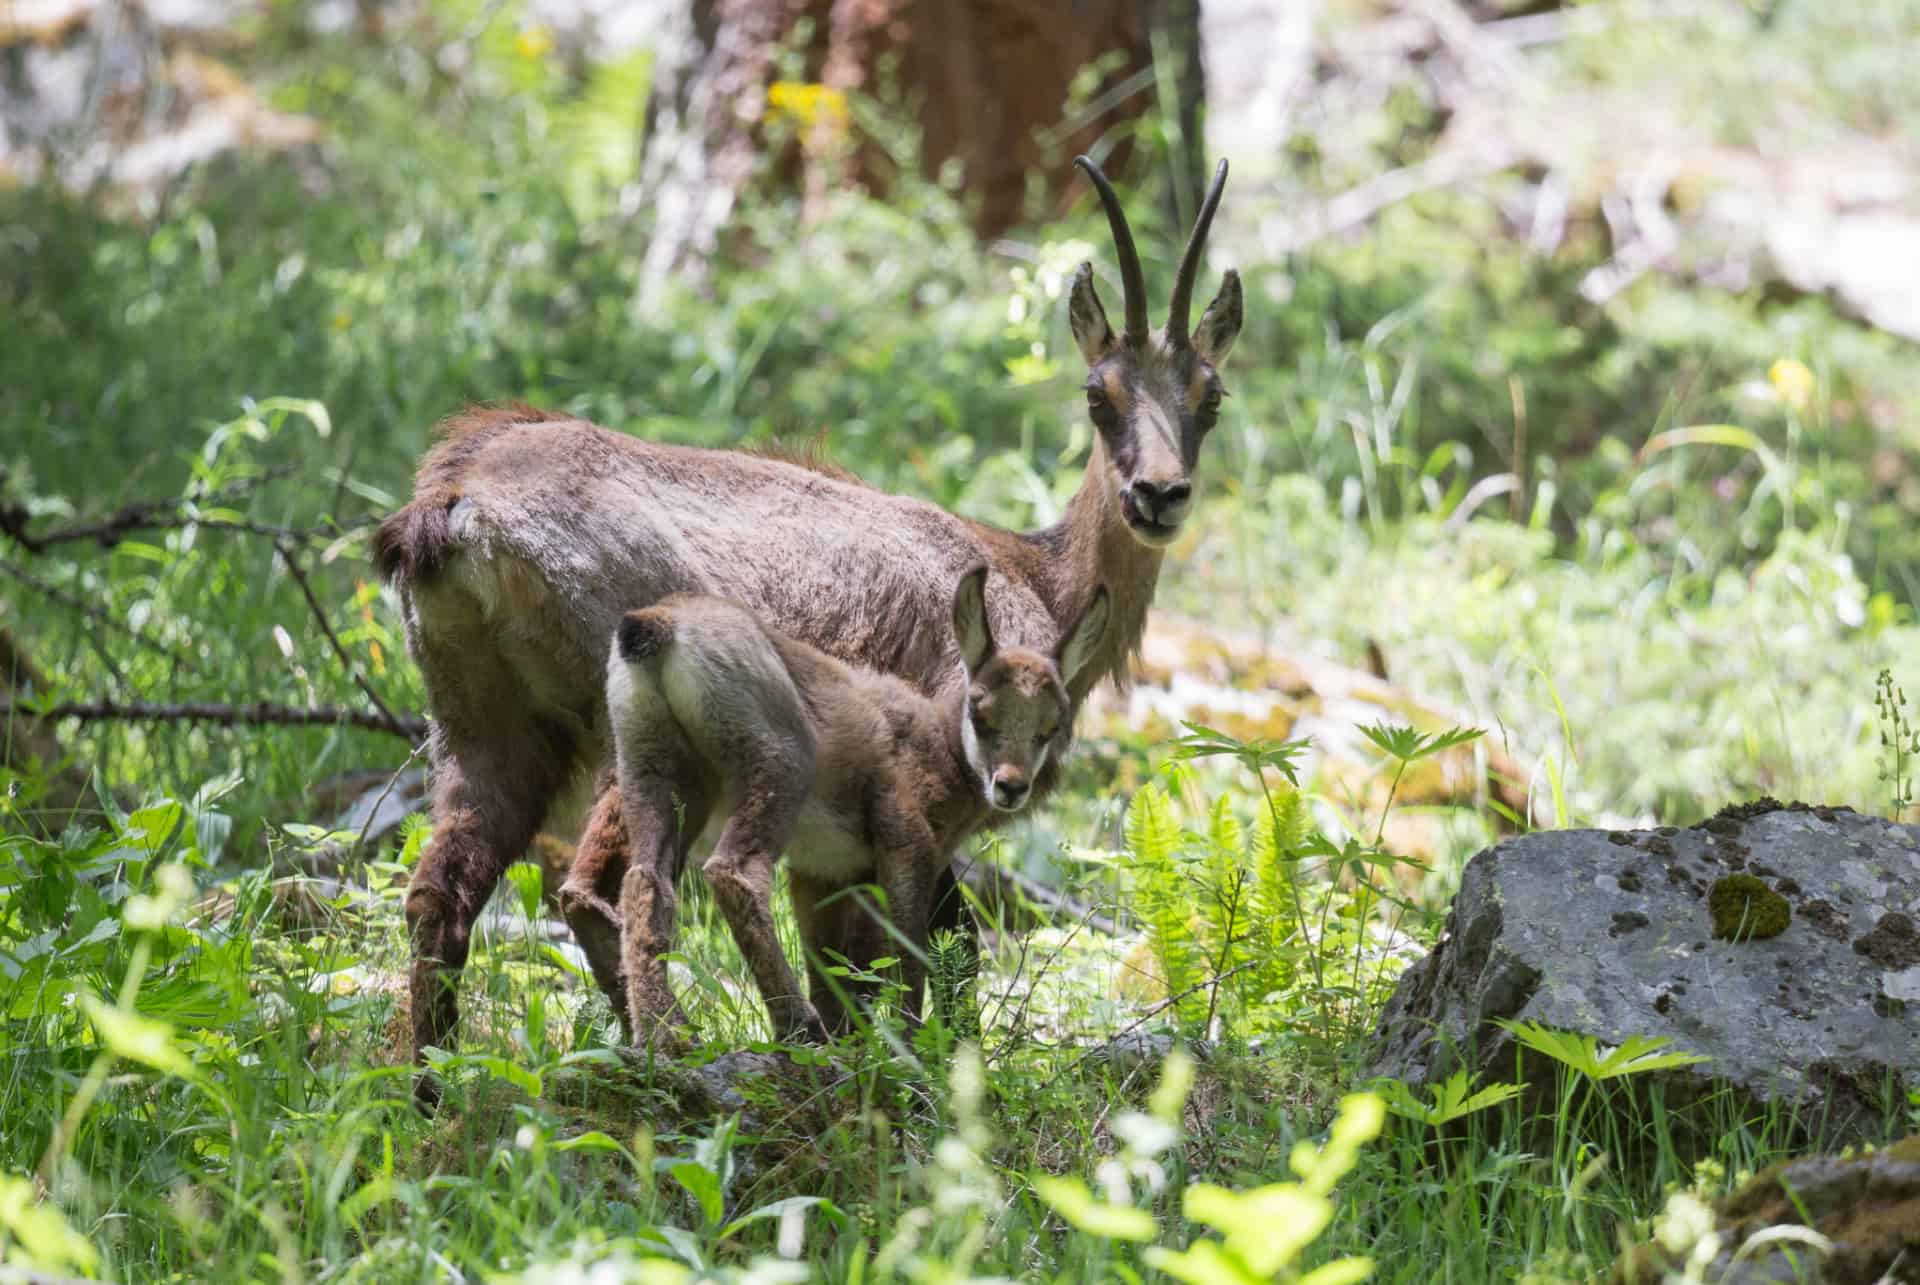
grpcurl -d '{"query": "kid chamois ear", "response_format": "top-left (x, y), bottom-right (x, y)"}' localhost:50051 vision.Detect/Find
top-left (1057, 586), bottom-right (1111, 687)
top-left (952, 565), bottom-right (996, 672)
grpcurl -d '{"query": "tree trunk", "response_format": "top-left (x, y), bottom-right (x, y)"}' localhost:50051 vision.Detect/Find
top-left (638, 0), bottom-right (1205, 295)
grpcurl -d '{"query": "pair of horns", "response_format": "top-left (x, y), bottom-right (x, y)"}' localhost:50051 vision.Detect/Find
top-left (1074, 154), bottom-right (1229, 350)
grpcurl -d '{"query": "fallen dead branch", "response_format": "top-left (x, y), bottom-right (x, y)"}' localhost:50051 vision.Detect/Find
top-left (0, 467), bottom-right (362, 555)
top-left (2, 698), bottom-right (425, 742)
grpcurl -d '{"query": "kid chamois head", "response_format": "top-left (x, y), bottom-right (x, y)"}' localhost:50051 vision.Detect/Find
top-left (950, 566), bottom-right (1111, 811)
top-left (1069, 157), bottom-right (1243, 549)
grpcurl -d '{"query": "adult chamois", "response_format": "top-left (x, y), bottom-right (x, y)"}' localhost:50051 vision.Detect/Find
top-left (373, 156), bottom-right (1243, 1106)
top-left (606, 568), bottom-right (1109, 1044)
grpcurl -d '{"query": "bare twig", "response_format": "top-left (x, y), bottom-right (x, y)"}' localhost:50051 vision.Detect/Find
top-left (3, 698), bottom-right (426, 742)
top-left (0, 468), bottom-right (297, 554)
top-left (274, 540), bottom-right (405, 732)
top-left (1064, 960), bottom-right (1257, 1077)
top-left (957, 859), bottom-right (1121, 937)
top-left (356, 741), bottom-right (428, 852)
top-left (0, 469), bottom-right (370, 555)
top-left (0, 558), bottom-right (205, 674)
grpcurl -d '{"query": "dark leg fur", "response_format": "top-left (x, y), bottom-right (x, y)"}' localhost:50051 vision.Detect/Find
top-left (556, 783), bottom-right (637, 1034)
top-left (615, 768), bottom-right (712, 1046)
top-left (702, 785), bottom-right (827, 1044)
top-left (407, 721), bottom-right (572, 1110)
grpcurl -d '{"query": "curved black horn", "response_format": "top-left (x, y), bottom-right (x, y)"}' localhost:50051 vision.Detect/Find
top-left (1166, 158), bottom-right (1229, 349)
top-left (1074, 155), bottom-right (1148, 345)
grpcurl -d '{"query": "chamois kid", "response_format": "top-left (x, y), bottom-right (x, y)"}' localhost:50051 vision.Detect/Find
top-left (605, 568), bottom-right (1110, 1043)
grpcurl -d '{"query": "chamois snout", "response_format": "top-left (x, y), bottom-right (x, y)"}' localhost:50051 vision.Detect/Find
top-left (616, 609), bottom-right (673, 662)
top-left (990, 769), bottom-right (1032, 811)
top-left (1125, 476), bottom-right (1193, 532)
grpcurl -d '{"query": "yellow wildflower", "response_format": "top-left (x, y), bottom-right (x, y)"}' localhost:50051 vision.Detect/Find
top-left (1767, 358), bottom-right (1815, 413)
top-left (514, 25), bottom-right (553, 60)
top-left (331, 310), bottom-right (351, 332)
top-left (764, 80), bottom-right (849, 129)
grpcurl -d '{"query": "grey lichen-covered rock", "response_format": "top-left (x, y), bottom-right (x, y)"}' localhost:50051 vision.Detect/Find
top-left (1371, 801), bottom-right (1920, 1140)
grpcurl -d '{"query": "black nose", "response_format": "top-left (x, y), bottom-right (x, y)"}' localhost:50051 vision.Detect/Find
top-left (1131, 479), bottom-right (1191, 520)
top-left (992, 778), bottom-right (1030, 808)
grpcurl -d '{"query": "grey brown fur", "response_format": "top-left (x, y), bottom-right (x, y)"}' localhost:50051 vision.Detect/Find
top-left (605, 568), bottom-right (1108, 1042)
top-left (372, 158), bottom-right (1242, 1105)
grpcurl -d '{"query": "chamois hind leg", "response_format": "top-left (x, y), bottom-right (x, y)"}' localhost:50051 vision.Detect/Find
top-left (407, 719), bottom-right (573, 1110)
top-left (557, 780), bottom-right (638, 1033)
top-left (615, 767), bottom-right (713, 1048)
top-left (703, 781), bottom-right (827, 1045)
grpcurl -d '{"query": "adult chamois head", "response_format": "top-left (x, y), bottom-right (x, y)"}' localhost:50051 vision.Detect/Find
top-left (1066, 156), bottom-right (1242, 550)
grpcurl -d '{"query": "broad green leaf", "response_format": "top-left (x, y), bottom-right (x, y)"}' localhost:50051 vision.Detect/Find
top-left (0, 1174), bottom-right (100, 1275)
top-left (553, 1131), bottom-right (629, 1156)
top-left (659, 1158), bottom-right (725, 1227)
top-left (719, 1194), bottom-right (837, 1241)
top-left (1032, 1176), bottom-right (1155, 1242)
top-left (338, 1176), bottom-right (402, 1224)
top-left (1149, 1048), bottom-right (1196, 1125)
top-left (450, 1054), bottom-right (542, 1098)
top-left (505, 863), bottom-right (544, 921)
top-left (1144, 1239), bottom-right (1263, 1285)
top-left (1299, 1256), bottom-right (1376, 1285)
top-left (1184, 1182), bottom-right (1329, 1275)
top-left (83, 997), bottom-right (198, 1080)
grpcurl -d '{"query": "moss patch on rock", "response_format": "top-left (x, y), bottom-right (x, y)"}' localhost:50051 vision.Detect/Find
top-left (1706, 873), bottom-right (1791, 941)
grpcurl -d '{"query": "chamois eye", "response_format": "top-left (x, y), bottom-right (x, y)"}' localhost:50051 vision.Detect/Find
top-left (1086, 389), bottom-right (1115, 421)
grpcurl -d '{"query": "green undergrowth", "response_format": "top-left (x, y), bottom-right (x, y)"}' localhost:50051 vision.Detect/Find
top-left (4, 716), bottom-right (1910, 1282)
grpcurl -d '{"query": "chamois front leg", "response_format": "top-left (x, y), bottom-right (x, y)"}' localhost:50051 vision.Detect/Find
top-left (703, 792), bottom-right (828, 1045)
top-left (789, 871), bottom-right (849, 1035)
top-left (790, 874), bottom-right (889, 1035)
top-left (875, 811), bottom-right (939, 1028)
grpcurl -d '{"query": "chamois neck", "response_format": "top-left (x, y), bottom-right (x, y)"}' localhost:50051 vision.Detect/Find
top-left (928, 688), bottom-right (990, 842)
top-left (1034, 439), bottom-right (1164, 700)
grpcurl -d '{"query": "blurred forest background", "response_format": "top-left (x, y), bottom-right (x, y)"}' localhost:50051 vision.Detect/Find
top-left (3, 0), bottom-right (1919, 1280)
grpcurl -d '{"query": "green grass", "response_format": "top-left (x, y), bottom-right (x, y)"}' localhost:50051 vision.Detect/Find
top-left (5, 3), bottom-right (1919, 1280)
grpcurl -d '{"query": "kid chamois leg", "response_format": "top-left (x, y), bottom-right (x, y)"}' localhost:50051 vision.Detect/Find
top-left (702, 782), bottom-right (828, 1044)
top-left (614, 766), bottom-right (712, 1046)
top-left (876, 813), bottom-right (939, 1027)
top-left (557, 782), bottom-right (638, 1034)
top-left (789, 873), bottom-right (888, 1035)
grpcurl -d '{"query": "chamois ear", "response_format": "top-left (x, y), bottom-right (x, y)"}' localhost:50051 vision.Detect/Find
top-left (1067, 261), bottom-right (1114, 365)
top-left (951, 565), bottom-right (996, 672)
top-left (1191, 269), bottom-right (1243, 366)
top-left (1057, 586), bottom-right (1111, 687)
